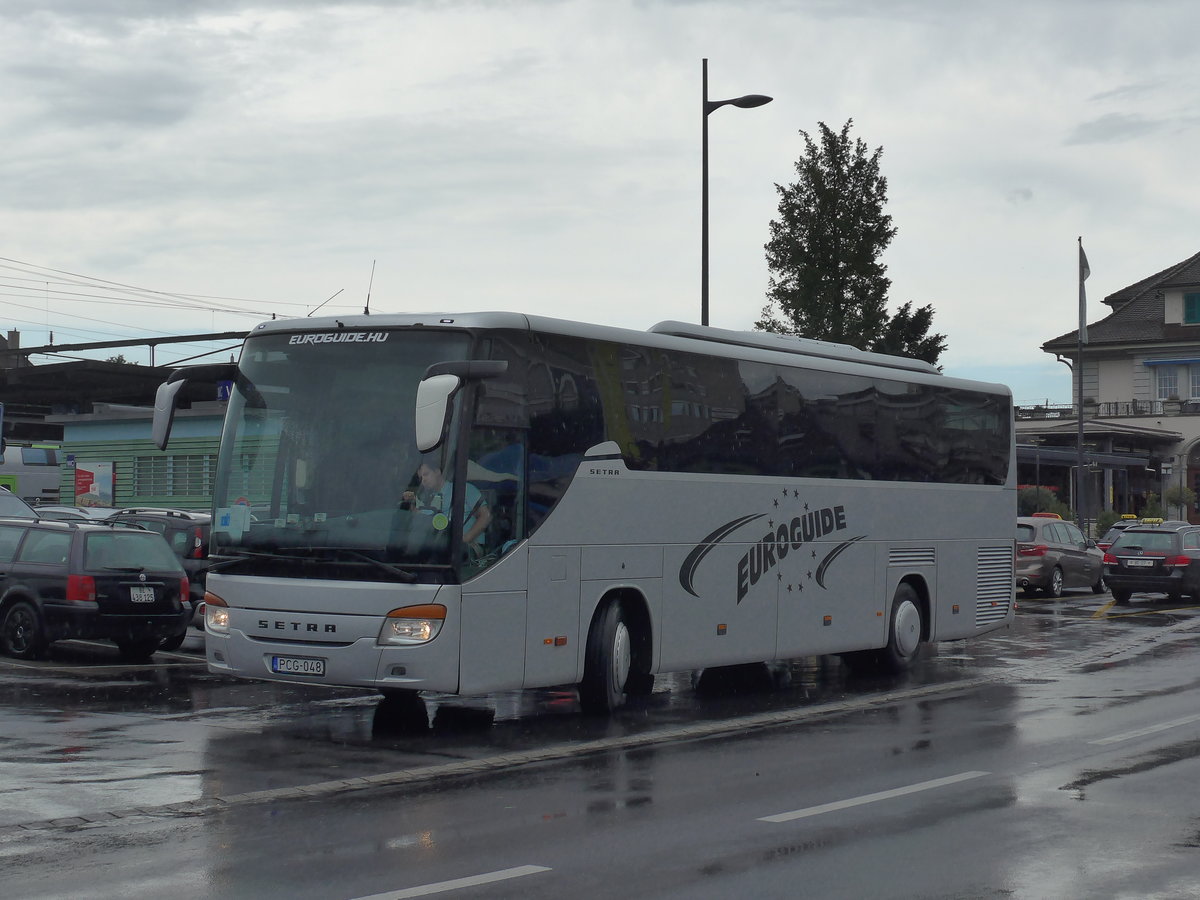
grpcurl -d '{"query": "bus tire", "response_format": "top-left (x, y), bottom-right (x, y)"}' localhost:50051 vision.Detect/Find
top-left (878, 583), bottom-right (924, 674)
top-left (580, 600), bottom-right (631, 715)
top-left (1, 600), bottom-right (47, 660)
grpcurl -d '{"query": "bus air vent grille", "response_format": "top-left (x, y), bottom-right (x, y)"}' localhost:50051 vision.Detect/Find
top-left (888, 547), bottom-right (935, 567)
top-left (975, 545), bottom-right (1014, 627)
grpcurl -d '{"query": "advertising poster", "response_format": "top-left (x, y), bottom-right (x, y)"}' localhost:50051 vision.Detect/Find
top-left (75, 461), bottom-right (114, 507)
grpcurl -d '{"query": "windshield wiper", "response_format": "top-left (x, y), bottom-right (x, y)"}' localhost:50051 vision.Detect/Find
top-left (207, 546), bottom-right (418, 583)
top-left (303, 546), bottom-right (418, 583)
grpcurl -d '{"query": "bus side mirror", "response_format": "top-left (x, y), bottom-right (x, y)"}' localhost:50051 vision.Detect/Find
top-left (153, 380), bottom-right (186, 450)
top-left (414, 374), bottom-right (462, 453)
top-left (414, 360), bottom-right (509, 453)
top-left (151, 362), bottom-right (238, 451)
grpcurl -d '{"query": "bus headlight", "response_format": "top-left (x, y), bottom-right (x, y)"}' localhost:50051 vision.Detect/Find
top-left (379, 604), bottom-right (446, 646)
top-left (205, 592), bottom-right (230, 635)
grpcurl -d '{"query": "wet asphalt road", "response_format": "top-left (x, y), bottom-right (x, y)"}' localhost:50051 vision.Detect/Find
top-left (3, 589), bottom-right (1200, 898)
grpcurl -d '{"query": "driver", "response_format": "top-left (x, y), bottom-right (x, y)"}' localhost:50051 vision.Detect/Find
top-left (401, 460), bottom-right (491, 550)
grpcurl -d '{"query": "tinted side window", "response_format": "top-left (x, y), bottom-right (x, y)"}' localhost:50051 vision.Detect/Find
top-left (0, 525), bottom-right (26, 562)
top-left (16, 530), bottom-right (72, 565)
top-left (1183, 531), bottom-right (1200, 550)
top-left (1062, 523), bottom-right (1085, 546)
top-left (130, 519), bottom-right (168, 535)
top-left (1016, 524), bottom-right (1035, 541)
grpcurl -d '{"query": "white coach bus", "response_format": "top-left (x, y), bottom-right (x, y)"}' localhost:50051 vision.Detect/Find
top-left (154, 313), bottom-right (1015, 713)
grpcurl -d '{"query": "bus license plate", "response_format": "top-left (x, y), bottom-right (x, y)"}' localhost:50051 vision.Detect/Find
top-left (271, 655), bottom-right (326, 676)
top-left (130, 586), bottom-right (155, 603)
top-left (1126, 559), bottom-right (1155, 567)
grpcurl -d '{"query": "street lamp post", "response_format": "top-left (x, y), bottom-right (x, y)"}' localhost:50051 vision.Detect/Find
top-left (1161, 461), bottom-right (1172, 517)
top-left (701, 58), bottom-right (772, 327)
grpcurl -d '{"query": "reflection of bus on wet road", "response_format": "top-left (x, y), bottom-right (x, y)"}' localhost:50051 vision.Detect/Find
top-left (0, 443), bottom-right (60, 505)
top-left (154, 313), bottom-right (1016, 714)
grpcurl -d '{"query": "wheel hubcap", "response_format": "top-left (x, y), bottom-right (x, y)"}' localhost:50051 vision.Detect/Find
top-left (610, 621), bottom-right (631, 692)
top-left (893, 600), bottom-right (921, 659)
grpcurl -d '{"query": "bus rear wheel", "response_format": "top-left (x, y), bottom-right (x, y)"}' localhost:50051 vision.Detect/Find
top-left (878, 583), bottom-right (925, 674)
top-left (579, 600), bottom-right (631, 715)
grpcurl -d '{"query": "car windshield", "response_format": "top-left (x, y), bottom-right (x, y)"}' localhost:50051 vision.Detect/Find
top-left (0, 491), bottom-right (36, 518)
top-left (85, 532), bottom-right (184, 571)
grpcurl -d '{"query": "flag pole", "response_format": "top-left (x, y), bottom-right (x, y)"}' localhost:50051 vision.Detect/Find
top-left (1077, 237), bottom-right (1089, 534)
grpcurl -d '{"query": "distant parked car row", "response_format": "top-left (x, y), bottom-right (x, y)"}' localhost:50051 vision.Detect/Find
top-left (0, 490), bottom-right (211, 660)
top-left (1017, 511), bottom-right (1200, 605)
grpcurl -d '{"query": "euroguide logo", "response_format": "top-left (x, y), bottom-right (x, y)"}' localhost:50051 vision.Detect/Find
top-left (678, 488), bottom-right (865, 603)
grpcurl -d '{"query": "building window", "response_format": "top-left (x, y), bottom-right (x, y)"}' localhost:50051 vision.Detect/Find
top-left (1157, 367), bottom-right (1179, 400)
top-left (133, 454), bottom-right (217, 497)
top-left (1186, 293), bottom-right (1200, 324)
top-left (1191, 366), bottom-right (1200, 399)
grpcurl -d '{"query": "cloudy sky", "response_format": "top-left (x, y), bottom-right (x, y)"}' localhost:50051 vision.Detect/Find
top-left (2, 0), bottom-right (1199, 403)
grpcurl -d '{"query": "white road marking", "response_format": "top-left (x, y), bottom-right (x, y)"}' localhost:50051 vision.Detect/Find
top-left (350, 865), bottom-right (552, 899)
top-left (758, 770), bottom-right (990, 823)
top-left (1089, 713), bottom-right (1200, 745)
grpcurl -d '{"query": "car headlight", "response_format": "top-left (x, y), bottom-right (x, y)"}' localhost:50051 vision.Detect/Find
top-left (378, 604), bottom-right (446, 646)
top-left (204, 592), bottom-right (230, 635)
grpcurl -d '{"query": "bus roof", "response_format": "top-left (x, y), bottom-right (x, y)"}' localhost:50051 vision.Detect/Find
top-left (245, 311), bottom-right (1006, 395)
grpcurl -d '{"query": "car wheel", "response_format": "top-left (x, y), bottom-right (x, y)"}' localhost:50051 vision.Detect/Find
top-left (579, 600), bottom-right (632, 715)
top-left (1, 600), bottom-right (47, 660)
top-left (1043, 567), bottom-right (1064, 599)
top-left (158, 631), bottom-right (186, 652)
top-left (115, 637), bottom-right (162, 661)
top-left (1111, 588), bottom-right (1132, 605)
top-left (1092, 578), bottom-right (1104, 594)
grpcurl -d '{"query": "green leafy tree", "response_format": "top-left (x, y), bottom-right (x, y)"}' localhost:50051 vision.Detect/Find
top-left (757, 119), bottom-right (946, 365)
top-left (1164, 484), bottom-right (1196, 521)
top-left (1018, 487), bottom-right (1071, 518)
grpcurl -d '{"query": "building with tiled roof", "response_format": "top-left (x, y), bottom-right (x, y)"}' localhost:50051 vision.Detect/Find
top-left (1028, 250), bottom-right (1200, 525)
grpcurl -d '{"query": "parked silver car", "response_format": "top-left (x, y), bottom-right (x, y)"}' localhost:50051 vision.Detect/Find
top-left (1016, 515), bottom-right (1104, 598)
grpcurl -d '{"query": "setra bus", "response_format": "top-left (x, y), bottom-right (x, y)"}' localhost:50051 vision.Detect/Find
top-left (153, 313), bottom-right (1015, 713)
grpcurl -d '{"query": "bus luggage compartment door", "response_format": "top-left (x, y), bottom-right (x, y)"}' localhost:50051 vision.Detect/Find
top-left (525, 547), bottom-right (582, 688)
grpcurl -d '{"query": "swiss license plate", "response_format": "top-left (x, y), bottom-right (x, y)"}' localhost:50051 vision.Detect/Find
top-left (1126, 558), bottom-right (1155, 567)
top-left (130, 585), bottom-right (156, 603)
top-left (271, 655), bottom-right (326, 676)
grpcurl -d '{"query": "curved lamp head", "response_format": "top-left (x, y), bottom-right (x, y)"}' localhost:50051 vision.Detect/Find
top-left (706, 93), bottom-right (773, 115)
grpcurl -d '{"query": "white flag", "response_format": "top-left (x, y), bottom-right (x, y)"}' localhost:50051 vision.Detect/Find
top-left (1079, 240), bottom-right (1090, 345)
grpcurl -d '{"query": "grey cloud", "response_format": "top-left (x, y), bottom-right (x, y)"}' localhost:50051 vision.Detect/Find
top-left (1065, 112), bottom-right (1165, 145)
top-left (9, 62), bottom-right (204, 128)
top-left (1088, 81), bottom-right (1161, 103)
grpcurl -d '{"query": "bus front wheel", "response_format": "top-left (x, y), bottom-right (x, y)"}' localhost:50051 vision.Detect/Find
top-left (580, 601), bottom-right (631, 715)
top-left (878, 583), bottom-right (925, 674)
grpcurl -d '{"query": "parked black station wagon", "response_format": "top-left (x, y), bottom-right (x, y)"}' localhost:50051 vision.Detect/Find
top-left (1102, 522), bottom-right (1200, 604)
top-left (0, 518), bottom-right (191, 661)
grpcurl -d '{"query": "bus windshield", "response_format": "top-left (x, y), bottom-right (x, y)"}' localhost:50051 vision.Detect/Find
top-left (211, 328), bottom-right (471, 574)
